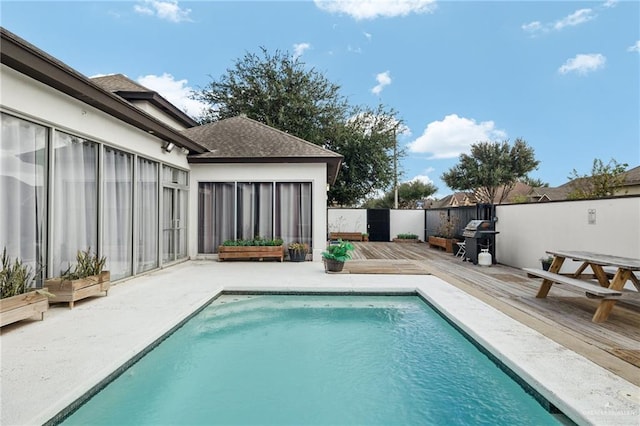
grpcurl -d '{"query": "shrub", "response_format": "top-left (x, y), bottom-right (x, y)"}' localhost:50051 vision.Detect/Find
top-left (61, 248), bottom-right (106, 280)
top-left (222, 237), bottom-right (284, 247)
top-left (1, 248), bottom-right (38, 299)
top-left (396, 233), bottom-right (419, 239)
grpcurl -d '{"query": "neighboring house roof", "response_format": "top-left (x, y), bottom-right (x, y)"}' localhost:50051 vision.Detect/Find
top-left (0, 27), bottom-right (207, 154)
top-left (431, 192), bottom-right (477, 208)
top-left (185, 115), bottom-right (343, 184)
top-left (91, 74), bottom-right (199, 128)
top-left (620, 165), bottom-right (640, 188)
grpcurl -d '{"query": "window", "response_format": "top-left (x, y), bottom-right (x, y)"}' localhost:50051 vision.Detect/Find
top-left (137, 157), bottom-right (158, 273)
top-left (103, 147), bottom-right (133, 280)
top-left (52, 131), bottom-right (98, 275)
top-left (0, 113), bottom-right (47, 276)
top-left (198, 181), bottom-right (312, 253)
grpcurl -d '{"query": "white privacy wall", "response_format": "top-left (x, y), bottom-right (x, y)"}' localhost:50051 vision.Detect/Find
top-left (327, 209), bottom-right (367, 234)
top-left (327, 209), bottom-right (425, 241)
top-left (390, 210), bottom-right (425, 240)
top-left (189, 163), bottom-right (328, 261)
top-left (495, 197), bottom-right (640, 272)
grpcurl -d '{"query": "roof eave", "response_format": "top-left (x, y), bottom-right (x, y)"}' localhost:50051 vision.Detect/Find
top-left (0, 28), bottom-right (206, 154)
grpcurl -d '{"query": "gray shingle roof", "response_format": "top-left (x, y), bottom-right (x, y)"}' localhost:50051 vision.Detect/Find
top-left (91, 74), bottom-right (151, 93)
top-left (185, 115), bottom-right (343, 183)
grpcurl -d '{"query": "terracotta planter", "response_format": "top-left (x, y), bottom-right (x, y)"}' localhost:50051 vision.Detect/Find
top-left (45, 271), bottom-right (110, 309)
top-left (323, 258), bottom-right (345, 273)
top-left (218, 245), bottom-right (284, 262)
top-left (428, 236), bottom-right (458, 254)
top-left (0, 290), bottom-right (49, 327)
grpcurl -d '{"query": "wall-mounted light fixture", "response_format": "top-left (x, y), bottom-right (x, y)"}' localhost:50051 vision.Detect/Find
top-left (181, 147), bottom-right (189, 155)
top-left (162, 141), bottom-right (175, 153)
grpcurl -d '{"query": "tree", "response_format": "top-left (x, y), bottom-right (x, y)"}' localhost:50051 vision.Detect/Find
top-left (194, 48), bottom-right (402, 206)
top-left (441, 139), bottom-right (539, 204)
top-left (566, 158), bottom-right (628, 199)
top-left (326, 105), bottom-right (404, 206)
top-left (363, 180), bottom-right (438, 209)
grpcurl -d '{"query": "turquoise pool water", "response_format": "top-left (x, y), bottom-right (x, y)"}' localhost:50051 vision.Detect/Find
top-left (62, 295), bottom-right (563, 425)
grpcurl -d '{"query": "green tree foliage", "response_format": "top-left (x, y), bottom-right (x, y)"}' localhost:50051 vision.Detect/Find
top-left (441, 139), bottom-right (539, 204)
top-left (363, 180), bottom-right (438, 209)
top-left (193, 48), bottom-right (401, 206)
top-left (326, 105), bottom-right (403, 206)
top-left (567, 158), bottom-right (628, 199)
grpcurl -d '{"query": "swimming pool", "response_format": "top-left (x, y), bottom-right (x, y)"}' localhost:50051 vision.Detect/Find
top-left (61, 294), bottom-right (566, 425)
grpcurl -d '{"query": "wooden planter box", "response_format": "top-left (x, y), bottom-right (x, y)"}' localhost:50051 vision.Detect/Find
top-left (428, 236), bottom-right (458, 254)
top-left (45, 271), bottom-right (110, 309)
top-left (218, 246), bottom-right (284, 262)
top-left (1, 290), bottom-right (49, 327)
top-left (393, 238), bottom-right (420, 243)
top-left (329, 232), bottom-right (363, 241)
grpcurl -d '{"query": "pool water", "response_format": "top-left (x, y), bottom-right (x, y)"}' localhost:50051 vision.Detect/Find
top-left (62, 295), bottom-right (563, 425)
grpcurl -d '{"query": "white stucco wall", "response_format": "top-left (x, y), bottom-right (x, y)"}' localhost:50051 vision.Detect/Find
top-left (189, 163), bottom-right (328, 261)
top-left (1, 65), bottom-right (189, 169)
top-left (495, 197), bottom-right (640, 272)
top-left (327, 209), bottom-right (367, 234)
top-left (390, 210), bottom-right (425, 241)
top-left (131, 100), bottom-right (191, 131)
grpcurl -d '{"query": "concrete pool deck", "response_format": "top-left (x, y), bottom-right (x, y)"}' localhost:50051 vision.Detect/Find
top-left (1, 260), bottom-right (639, 425)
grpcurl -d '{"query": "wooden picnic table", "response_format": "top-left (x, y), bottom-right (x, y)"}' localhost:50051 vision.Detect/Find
top-left (524, 250), bottom-right (640, 323)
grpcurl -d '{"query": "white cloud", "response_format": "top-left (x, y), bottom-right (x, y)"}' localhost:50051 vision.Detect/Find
top-left (603, 0), bottom-right (618, 8)
top-left (407, 114), bottom-right (507, 159)
top-left (407, 174), bottom-right (435, 185)
top-left (134, 0), bottom-right (192, 23)
top-left (137, 73), bottom-right (207, 118)
top-left (293, 43), bottom-right (311, 59)
top-left (522, 8), bottom-right (596, 35)
top-left (628, 40), bottom-right (640, 53)
top-left (371, 71), bottom-right (391, 95)
top-left (558, 53), bottom-right (606, 75)
top-left (314, 0), bottom-right (436, 20)
top-left (554, 8), bottom-right (595, 30)
top-left (363, 31), bottom-right (372, 41)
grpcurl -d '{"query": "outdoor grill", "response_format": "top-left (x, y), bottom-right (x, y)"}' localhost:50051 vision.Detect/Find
top-left (462, 219), bottom-right (499, 264)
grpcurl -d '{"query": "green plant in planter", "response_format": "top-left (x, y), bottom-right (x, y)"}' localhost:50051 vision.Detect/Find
top-left (397, 233), bottom-right (419, 239)
top-left (539, 255), bottom-right (554, 271)
top-left (61, 248), bottom-right (106, 280)
top-left (222, 237), bottom-right (284, 247)
top-left (288, 242), bottom-right (308, 262)
top-left (1, 247), bottom-right (38, 299)
top-left (322, 240), bottom-right (354, 263)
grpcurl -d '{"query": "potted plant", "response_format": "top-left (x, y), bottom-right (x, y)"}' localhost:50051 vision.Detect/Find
top-left (45, 248), bottom-right (110, 309)
top-left (322, 240), bottom-right (354, 273)
top-left (540, 255), bottom-right (554, 271)
top-left (0, 248), bottom-right (50, 327)
top-left (362, 233), bottom-right (369, 242)
top-left (288, 242), bottom-right (308, 262)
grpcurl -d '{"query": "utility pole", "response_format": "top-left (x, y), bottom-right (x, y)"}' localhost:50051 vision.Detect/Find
top-left (393, 127), bottom-right (398, 209)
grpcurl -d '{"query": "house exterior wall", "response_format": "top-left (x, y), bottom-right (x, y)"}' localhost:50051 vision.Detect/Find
top-left (130, 100), bottom-right (190, 131)
top-left (1, 65), bottom-right (189, 168)
top-left (189, 163), bottom-right (328, 261)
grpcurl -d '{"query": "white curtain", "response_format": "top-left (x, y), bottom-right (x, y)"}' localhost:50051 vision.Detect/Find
top-left (237, 183), bottom-right (273, 240)
top-left (0, 113), bottom-right (47, 275)
top-left (137, 158), bottom-right (158, 273)
top-left (52, 132), bottom-right (97, 276)
top-left (198, 182), bottom-right (234, 253)
top-left (103, 147), bottom-right (132, 280)
top-left (276, 182), bottom-right (312, 247)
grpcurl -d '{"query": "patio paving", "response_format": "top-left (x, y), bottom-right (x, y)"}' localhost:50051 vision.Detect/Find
top-left (1, 247), bottom-right (639, 425)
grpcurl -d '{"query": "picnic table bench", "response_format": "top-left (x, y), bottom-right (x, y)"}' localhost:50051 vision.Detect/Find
top-left (525, 250), bottom-right (640, 323)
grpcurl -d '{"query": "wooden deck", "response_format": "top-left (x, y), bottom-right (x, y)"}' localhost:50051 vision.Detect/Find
top-left (349, 242), bottom-right (640, 386)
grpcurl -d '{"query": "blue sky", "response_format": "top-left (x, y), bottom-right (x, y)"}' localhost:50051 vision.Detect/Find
top-left (2, 0), bottom-right (639, 197)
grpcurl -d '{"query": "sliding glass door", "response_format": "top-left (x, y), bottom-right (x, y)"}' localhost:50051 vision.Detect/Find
top-left (162, 166), bottom-right (188, 263)
top-left (52, 131), bottom-right (98, 276)
top-left (0, 113), bottom-right (47, 277)
top-left (103, 147), bottom-right (133, 280)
